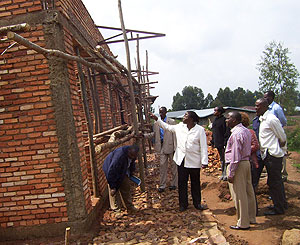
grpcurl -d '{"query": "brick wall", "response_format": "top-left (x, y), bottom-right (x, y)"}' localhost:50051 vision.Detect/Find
top-left (0, 0), bottom-right (136, 238)
top-left (0, 0), bottom-right (43, 19)
top-left (0, 25), bottom-right (67, 229)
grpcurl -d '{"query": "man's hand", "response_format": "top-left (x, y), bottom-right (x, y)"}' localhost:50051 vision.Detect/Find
top-left (227, 176), bottom-right (234, 183)
top-left (201, 164), bottom-right (208, 169)
top-left (149, 112), bottom-right (158, 121)
top-left (279, 140), bottom-right (286, 148)
top-left (110, 188), bottom-right (117, 196)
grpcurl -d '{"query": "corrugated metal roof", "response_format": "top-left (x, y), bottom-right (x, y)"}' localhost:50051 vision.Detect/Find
top-left (166, 107), bottom-right (256, 119)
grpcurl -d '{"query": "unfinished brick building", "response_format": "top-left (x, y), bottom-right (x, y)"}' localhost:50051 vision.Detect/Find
top-left (0, 0), bottom-right (142, 240)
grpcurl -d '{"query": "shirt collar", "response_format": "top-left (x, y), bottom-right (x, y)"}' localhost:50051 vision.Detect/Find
top-left (230, 123), bottom-right (243, 133)
top-left (259, 110), bottom-right (270, 122)
top-left (269, 101), bottom-right (275, 109)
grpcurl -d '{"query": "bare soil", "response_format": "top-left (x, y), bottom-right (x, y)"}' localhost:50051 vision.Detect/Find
top-left (202, 151), bottom-right (300, 245)
top-left (2, 152), bottom-right (300, 244)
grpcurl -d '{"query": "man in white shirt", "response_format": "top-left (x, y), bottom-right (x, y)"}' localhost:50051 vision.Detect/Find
top-left (255, 98), bottom-right (287, 215)
top-left (150, 111), bottom-right (208, 212)
top-left (264, 90), bottom-right (288, 182)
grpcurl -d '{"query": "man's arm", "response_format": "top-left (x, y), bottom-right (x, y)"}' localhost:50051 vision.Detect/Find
top-left (275, 105), bottom-right (287, 127)
top-left (149, 113), bottom-right (176, 132)
top-left (269, 117), bottom-right (287, 146)
top-left (200, 127), bottom-right (208, 167)
top-left (227, 135), bottom-right (243, 181)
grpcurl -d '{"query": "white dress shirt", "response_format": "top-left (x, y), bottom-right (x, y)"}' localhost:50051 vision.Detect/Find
top-left (156, 119), bottom-right (208, 168)
top-left (259, 110), bottom-right (287, 159)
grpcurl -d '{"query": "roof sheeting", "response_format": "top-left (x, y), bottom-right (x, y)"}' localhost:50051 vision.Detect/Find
top-left (167, 107), bottom-right (256, 119)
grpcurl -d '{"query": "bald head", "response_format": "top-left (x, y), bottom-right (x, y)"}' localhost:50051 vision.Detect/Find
top-left (226, 111), bottom-right (241, 128)
top-left (255, 98), bottom-right (269, 116)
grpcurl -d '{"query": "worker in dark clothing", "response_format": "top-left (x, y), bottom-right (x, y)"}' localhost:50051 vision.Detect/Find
top-left (211, 107), bottom-right (230, 180)
top-left (103, 145), bottom-right (139, 212)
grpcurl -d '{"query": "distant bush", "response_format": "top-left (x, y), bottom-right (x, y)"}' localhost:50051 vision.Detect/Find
top-left (287, 127), bottom-right (300, 152)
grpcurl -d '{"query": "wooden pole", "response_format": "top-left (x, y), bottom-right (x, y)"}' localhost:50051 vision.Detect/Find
top-left (0, 23), bottom-right (30, 34)
top-left (7, 32), bottom-right (111, 74)
top-left (65, 227), bottom-right (70, 245)
top-left (145, 50), bottom-right (153, 153)
top-left (136, 35), bottom-right (148, 169)
top-left (118, 0), bottom-right (145, 191)
top-left (75, 47), bottom-right (99, 197)
top-left (91, 69), bottom-right (104, 132)
top-left (87, 68), bottom-right (99, 134)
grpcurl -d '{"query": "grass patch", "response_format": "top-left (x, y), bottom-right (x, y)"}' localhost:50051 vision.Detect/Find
top-left (293, 163), bottom-right (300, 170)
top-left (286, 116), bottom-right (300, 152)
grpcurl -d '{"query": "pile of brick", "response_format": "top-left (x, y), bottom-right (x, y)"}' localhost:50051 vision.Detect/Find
top-left (205, 130), bottom-right (221, 173)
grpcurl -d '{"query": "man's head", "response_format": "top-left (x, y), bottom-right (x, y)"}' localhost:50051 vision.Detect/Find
top-left (159, 107), bottom-right (167, 120)
top-left (255, 98), bottom-right (269, 116)
top-left (226, 111), bottom-right (241, 128)
top-left (127, 145), bottom-right (139, 160)
top-left (183, 111), bottom-right (200, 124)
top-left (213, 106), bottom-right (225, 116)
top-left (263, 91), bottom-right (275, 105)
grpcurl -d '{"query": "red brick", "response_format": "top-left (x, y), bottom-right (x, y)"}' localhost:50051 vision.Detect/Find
top-left (0, 1), bottom-right (12, 7)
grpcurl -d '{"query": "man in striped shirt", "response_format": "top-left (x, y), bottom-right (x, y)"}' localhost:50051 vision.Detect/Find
top-left (225, 112), bottom-right (256, 230)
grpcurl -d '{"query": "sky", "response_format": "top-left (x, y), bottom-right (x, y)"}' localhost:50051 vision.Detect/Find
top-left (82, 0), bottom-right (300, 112)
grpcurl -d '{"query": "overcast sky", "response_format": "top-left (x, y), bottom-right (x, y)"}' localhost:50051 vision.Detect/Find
top-left (82, 0), bottom-right (300, 112)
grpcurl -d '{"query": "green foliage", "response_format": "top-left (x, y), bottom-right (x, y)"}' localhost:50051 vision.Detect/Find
top-left (257, 41), bottom-right (300, 115)
top-left (171, 86), bottom-right (264, 111)
top-left (172, 86), bottom-right (208, 110)
top-left (286, 116), bottom-right (300, 151)
top-left (287, 127), bottom-right (300, 151)
top-left (213, 87), bottom-right (262, 107)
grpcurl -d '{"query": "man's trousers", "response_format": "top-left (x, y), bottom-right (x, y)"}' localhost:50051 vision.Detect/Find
top-left (178, 160), bottom-right (201, 209)
top-left (159, 152), bottom-right (178, 189)
top-left (108, 175), bottom-right (134, 210)
top-left (264, 153), bottom-right (287, 214)
top-left (228, 160), bottom-right (256, 228)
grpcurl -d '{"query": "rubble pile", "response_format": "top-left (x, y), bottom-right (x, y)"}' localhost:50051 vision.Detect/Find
top-left (92, 153), bottom-right (227, 245)
top-left (205, 130), bottom-right (222, 174)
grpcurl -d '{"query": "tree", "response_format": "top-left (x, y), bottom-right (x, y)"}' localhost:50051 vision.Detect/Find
top-left (204, 93), bottom-right (214, 108)
top-left (171, 86), bottom-right (206, 110)
top-left (257, 41), bottom-right (300, 114)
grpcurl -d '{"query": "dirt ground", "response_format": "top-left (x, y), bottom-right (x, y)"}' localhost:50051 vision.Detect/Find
top-left (202, 150), bottom-right (300, 245)
top-left (2, 152), bottom-right (300, 245)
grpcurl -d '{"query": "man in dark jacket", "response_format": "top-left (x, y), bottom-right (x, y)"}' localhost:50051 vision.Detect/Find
top-left (211, 107), bottom-right (230, 180)
top-left (103, 145), bottom-right (139, 212)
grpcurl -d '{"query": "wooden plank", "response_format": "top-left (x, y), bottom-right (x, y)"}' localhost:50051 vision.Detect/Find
top-left (75, 47), bottom-right (99, 197)
top-left (7, 32), bottom-right (110, 74)
top-left (118, 0), bottom-right (145, 191)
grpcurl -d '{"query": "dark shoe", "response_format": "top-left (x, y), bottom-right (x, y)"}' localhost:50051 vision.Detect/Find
top-left (264, 210), bottom-right (283, 215)
top-left (179, 206), bottom-right (187, 212)
top-left (267, 205), bottom-right (274, 210)
top-left (230, 225), bottom-right (250, 230)
top-left (169, 186), bottom-right (176, 191)
top-left (195, 204), bottom-right (208, 211)
top-left (158, 188), bottom-right (165, 193)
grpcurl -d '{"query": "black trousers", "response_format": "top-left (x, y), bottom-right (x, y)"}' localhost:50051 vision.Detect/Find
top-left (178, 159), bottom-right (201, 208)
top-left (264, 153), bottom-right (287, 214)
top-left (252, 158), bottom-right (265, 189)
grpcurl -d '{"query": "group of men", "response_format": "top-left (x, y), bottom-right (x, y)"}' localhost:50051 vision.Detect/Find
top-left (101, 90), bottom-right (288, 231)
top-left (223, 91), bottom-right (287, 230)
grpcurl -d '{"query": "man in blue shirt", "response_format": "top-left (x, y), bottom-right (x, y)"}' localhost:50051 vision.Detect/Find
top-left (264, 91), bottom-right (288, 181)
top-left (103, 145), bottom-right (139, 212)
top-left (264, 91), bottom-right (287, 127)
